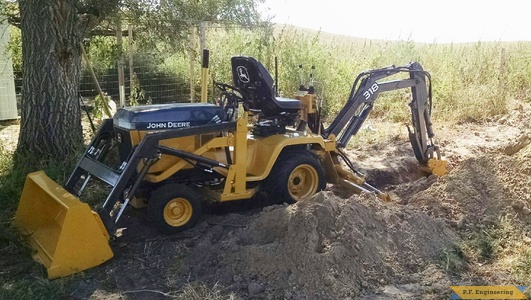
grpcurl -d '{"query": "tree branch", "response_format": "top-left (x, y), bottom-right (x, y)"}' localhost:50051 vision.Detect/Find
top-left (6, 15), bottom-right (20, 28)
top-left (89, 28), bottom-right (130, 37)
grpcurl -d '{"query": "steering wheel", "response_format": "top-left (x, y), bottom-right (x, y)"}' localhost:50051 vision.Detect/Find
top-left (214, 81), bottom-right (239, 92)
top-left (218, 91), bottom-right (240, 121)
top-left (214, 81), bottom-right (244, 121)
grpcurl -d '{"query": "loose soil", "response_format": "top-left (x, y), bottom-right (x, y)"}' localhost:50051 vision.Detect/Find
top-left (1, 100), bottom-right (530, 299)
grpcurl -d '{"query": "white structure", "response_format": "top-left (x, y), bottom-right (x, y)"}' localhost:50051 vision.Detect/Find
top-left (0, 21), bottom-right (18, 120)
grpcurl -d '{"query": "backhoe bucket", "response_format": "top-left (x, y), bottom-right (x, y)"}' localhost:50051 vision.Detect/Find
top-left (14, 171), bottom-right (113, 279)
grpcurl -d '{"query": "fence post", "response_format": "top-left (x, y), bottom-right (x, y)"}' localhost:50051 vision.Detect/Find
top-left (116, 18), bottom-right (126, 107)
top-left (188, 26), bottom-right (196, 102)
top-left (200, 21), bottom-right (207, 53)
top-left (200, 22), bottom-right (208, 103)
top-left (80, 44), bottom-right (112, 118)
top-left (201, 49), bottom-right (209, 103)
top-left (128, 24), bottom-right (134, 91)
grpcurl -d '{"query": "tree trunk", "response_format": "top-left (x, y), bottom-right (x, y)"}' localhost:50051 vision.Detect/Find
top-left (16, 0), bottom-right (85, 167)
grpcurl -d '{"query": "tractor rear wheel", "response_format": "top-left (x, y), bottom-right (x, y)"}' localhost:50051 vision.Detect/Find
top-left (147, 183), bottom-right (202, 234)
top-left (265, 150), bottom-right (326, 204)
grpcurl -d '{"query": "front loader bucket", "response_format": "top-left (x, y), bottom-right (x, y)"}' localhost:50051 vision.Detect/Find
top-left (14, 171), bottom-right (113, 279)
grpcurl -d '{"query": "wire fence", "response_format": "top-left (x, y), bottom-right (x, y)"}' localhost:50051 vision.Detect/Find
top-left (80, 66), bottom-right (192, 105)
top-left (4, 65), bottom-right (194, 110)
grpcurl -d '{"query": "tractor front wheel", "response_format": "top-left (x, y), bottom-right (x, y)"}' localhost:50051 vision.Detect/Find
top-left (147, 184), bottom-right (202, 234)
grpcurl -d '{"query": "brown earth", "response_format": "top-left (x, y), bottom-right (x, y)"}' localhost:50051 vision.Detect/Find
top-left (1, 100), bottom-right (530, 299)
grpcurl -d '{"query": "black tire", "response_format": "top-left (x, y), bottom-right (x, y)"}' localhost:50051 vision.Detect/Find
top-left (147, 183), bottom-right (202, 234)
top-left (264, 149), bottom-right (326, 204)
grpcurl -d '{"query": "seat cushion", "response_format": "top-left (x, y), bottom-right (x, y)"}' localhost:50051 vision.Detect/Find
top-left (274, 97), bottom-right (303, 110)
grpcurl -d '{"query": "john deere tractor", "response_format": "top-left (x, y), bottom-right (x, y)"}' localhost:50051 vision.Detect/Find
top-left (15, 56), bottom-right (446, 279)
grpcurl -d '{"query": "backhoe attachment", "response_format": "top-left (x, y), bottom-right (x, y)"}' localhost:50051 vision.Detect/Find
top-left (322, 62), bottom-right (447, 176)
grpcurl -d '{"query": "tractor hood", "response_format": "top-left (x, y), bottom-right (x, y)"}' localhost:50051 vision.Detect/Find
top-left (113, 103), bottom-right (224, 130)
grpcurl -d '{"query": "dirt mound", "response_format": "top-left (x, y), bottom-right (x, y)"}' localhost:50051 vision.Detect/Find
top-left (175, 110), bottom-right (531, 299)
top-left (402, 135), bottom-right (531, 228)
top-left (179, 191), bottom-right (457, 299)
top-left (405, 157), bottom-right (509, 224)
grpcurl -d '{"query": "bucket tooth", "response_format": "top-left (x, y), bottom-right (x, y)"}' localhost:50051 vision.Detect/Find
top-left (14, 171), bottom-right (114, 279)
top-left (427, 158), bottom-right (448, 176)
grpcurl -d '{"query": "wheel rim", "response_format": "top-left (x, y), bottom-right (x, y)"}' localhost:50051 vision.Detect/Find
top-left (288, 164), bottom-right (319, 201)
top-left (163, 198), bottom-right (193, 227)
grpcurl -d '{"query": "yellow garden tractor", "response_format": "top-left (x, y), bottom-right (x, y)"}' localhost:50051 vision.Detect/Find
top-left (14, 56), bottom-right (447, 279)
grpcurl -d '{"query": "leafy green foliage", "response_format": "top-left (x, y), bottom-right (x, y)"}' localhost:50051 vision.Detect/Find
top-left (93, 92), bottom-right (113, 118)
top-left (122, 0), bottom-right (264, 48)
top-left (129, 72), bottom-right (151, 105)
top-left (1, 277), bottom-right (68, 300)
top-left (85, 35), bottom-right (121, 71)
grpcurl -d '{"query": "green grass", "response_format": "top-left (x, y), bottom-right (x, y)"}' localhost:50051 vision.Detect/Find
top-left (440, 244), bottom-right (468, 276)
top-left (456, 216), bottom-right (531, 286)
top-left (1, 278), bottom-right (68, 300)
top-left (465, 216), bottom-right (515, 262)
top-left (514, 250), bottom-right (531, 284)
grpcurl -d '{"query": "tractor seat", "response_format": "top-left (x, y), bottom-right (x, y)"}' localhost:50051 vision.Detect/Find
top-left (273, 96), bottom-right (304, 110)
top-left (231, 56), bottom-right (301, 118)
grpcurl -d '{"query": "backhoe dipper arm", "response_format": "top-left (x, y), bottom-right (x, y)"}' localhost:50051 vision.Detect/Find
top-left (323, 62), bottom-right (441, 163)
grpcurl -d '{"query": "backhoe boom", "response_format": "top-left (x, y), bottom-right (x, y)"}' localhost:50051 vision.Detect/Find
top-left (322, 62), bottom-right (444, 172)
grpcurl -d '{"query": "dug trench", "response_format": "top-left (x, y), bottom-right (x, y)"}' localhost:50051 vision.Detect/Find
top-left (6, 101), bottom-right (531, 299)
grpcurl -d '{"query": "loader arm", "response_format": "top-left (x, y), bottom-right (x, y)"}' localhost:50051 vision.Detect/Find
top-left (322, 62), bottom-right (446, 175)
top-left (14, 119), bottom-right (239, 279)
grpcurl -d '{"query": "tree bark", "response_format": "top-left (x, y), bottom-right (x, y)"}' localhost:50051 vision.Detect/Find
top-left (16, 0), bottom-right (86, 167)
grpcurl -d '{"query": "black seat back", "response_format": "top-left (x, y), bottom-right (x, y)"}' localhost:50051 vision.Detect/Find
top-left (231, 56), bottom-right (300, 118)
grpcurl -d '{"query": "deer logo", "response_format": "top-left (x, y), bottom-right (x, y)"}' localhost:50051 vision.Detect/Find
top-left (236, 66), bottom-right (250, 83)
